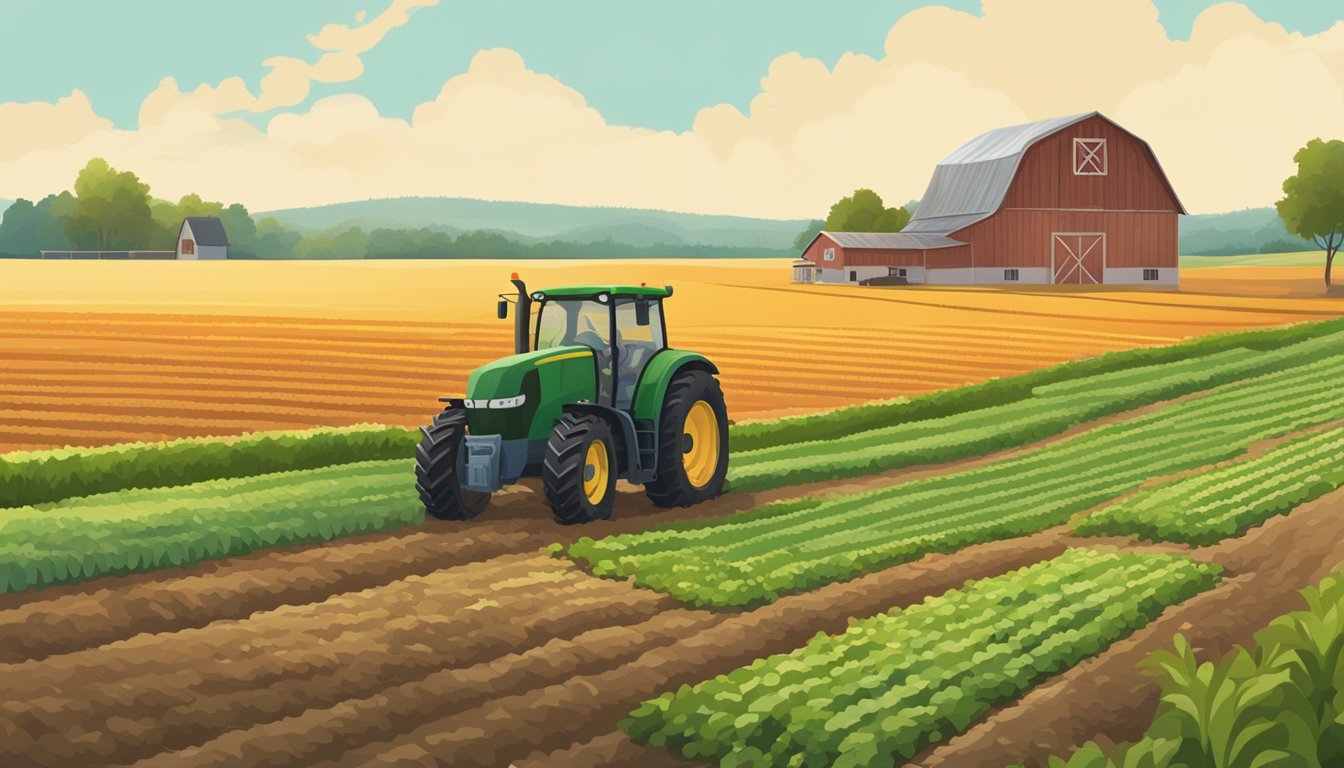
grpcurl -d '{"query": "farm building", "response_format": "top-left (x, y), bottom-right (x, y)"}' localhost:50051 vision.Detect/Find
top-left (800, 112), bottom-right (1185, 287)
top-left (177, 216), bottom-right (229, 260)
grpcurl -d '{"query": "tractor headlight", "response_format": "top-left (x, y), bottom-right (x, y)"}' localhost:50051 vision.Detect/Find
top-left (596, 292), bottom-right (610, 304)
top-left (464, 394), bottom-right (527, 409)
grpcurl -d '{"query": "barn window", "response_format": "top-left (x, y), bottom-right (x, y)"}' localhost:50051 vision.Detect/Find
top-left (1143, 269), bottom-right (1160, 281)
top-left (1073, 138), bottom-right (1107, 176)
top-left (181, 239), bottom-right (196, 255)
top-left (1004, 269), bottom-right (1020, 281)
top-left (888, 267), bottom-right (907, 278)
top-left (849, 270), bottom-right (857, 282)
top-left (824, 247), bottom-right (836, 262)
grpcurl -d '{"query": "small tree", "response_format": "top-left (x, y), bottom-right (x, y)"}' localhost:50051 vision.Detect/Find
top-left (1277, 138), bottom-right (1344, 288)
top-left (824, 188), bottom-right (910, 233)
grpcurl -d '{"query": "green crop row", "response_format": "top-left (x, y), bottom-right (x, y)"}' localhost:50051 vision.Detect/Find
top-left (726, 328), bottom-right (1344, 493)
top-left (624, 548), bottom-right (1220, 768)
top-left (569, 351), bottom-right (1344, 608)
top-left (1040, 572), bottom-right (1344, 768)
top-left (1076, 424), bottom-right (1344, 546)
top-left (0, 424), bottom-right (419, 508)
top-left (0, 459), bottom-right (416, 595)
top-left (727, 317), bottom-right (1344, 452)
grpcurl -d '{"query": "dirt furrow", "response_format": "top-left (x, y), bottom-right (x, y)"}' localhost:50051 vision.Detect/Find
top-left (0, 527), bottom-right (550, 663)
top-left (0, 554), bottom-right (681, 766)
top-left (132, 612), bottom-right (720, 768)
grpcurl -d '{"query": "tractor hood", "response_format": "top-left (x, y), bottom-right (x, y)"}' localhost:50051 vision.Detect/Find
top-left (463, 346), bottom-right (598, 442)
top-left (466, 346), bottom-right (593, 400)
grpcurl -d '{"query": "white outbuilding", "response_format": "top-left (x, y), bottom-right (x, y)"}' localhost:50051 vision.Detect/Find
top-left (176, 217), bottom-right (229, 260)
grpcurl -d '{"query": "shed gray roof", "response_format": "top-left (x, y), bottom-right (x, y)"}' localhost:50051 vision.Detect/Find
top-left (182, 217), bottom-right (229, 246)
top-left (819, 231), bottom-right (966, 250)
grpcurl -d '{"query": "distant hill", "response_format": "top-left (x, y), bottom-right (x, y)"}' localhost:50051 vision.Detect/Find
top-left (258, 197), bottom-right (810, 250)
top-left (1179, 207), bottom-right (1315, 256)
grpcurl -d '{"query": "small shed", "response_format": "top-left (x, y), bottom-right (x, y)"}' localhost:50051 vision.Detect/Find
top-left (177, 217), bottom-right (229, 260)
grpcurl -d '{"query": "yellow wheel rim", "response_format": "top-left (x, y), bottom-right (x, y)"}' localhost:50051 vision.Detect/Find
top-left (682, 400), bottom-right (720, 488)
top-left (583, 439), bottom-right (610, 505)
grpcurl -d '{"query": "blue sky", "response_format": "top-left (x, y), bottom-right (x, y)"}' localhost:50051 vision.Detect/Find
top-left (1, 0), bottom-right (1339, 132)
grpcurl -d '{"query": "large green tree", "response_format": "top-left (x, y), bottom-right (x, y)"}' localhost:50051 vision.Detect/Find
top-left (1277, 138), bottom-right (1344, 288)
top-left (64, 158), bottom-right (155, 250)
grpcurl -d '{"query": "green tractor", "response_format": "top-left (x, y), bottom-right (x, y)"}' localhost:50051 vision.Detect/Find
top-left (416, 275), bottom-right (729, 524)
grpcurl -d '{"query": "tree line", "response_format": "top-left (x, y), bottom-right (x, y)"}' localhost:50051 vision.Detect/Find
top-left (0, 158), bottom-right (789, 260)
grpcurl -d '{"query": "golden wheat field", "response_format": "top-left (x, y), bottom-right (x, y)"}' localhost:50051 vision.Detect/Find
top-left (1, 258), bottom-right (1341, 452)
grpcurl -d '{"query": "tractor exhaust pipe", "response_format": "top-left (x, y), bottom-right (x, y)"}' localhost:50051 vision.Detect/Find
top-left (511, 275), bottom-right (530, 355)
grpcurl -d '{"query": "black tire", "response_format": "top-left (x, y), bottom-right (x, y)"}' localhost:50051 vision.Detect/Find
top-left (543, 413), bottom-right (617, 525)
top-left (415, 409), bottom-right (490, 520)
top-left (645, 370), bottom-right (729, 508)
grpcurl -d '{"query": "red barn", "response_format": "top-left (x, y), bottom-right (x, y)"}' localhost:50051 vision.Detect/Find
top-left (801, 112), bottom-right (1185, 287)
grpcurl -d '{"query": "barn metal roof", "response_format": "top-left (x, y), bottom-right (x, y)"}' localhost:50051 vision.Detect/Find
top-left (182, 217), bottom-right (230, 246)
top-left (904, 112), bottom-right (1097, 235)
top-left (819, 231), bottom-right (966, 250)
top-left (905, 111), bottom-right (1186, 235)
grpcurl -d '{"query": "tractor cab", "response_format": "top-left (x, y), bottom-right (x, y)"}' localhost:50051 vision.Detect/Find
top-left (523, 284), bottom-right (669, 409)
top-left (417, 274), bottom-right (729, 525)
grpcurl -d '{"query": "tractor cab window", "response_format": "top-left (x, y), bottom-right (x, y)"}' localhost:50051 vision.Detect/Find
top-left (534, 298), bottom-right (615, 403)
top-left (614, 298), bottom-right (665, 409)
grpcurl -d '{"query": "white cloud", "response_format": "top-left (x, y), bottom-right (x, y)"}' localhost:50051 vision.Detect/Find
top-left (0, 0), bottom-right (1340, 217)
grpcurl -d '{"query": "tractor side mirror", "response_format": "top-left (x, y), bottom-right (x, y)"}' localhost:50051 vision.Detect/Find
top-left (497, 299), bottom-right (509, 319)
top-left (635, 298), bottom-right (651, 326)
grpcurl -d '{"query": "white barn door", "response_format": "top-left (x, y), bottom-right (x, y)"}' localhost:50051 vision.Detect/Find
top-left (1051, 233), bottom-right (1105, 285)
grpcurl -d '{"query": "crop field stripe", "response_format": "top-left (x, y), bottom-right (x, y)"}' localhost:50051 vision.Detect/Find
top-left (3, 397), bottom-right (429, 420)
top-left (569, 351), bottom-right (1344, 607)
top-left (0, 424), bottom-right (418, 509)
top-left (1075, 424), bottom-right (1344, 545)
top-left (1, 350), bottom-right (462, 381)
top-left (621, 548), bottom-right (1220, 767)
top-left (0, 387), bottom-right (435, 410)
top-left (0, 459), bottom-right (418, 595)
top-left (726, 330), bottom-right (1344, 490)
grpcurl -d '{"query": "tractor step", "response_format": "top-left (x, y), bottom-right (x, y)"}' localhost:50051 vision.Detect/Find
top-left (635, 419), bottom-right (658, 471)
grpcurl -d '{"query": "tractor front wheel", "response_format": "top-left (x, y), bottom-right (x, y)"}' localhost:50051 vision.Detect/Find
top-left (543, 413), bottom-right (617, 525)
top-left (645, 370), bottom-right (729, 508)
top-left (415, 409), bottom-right (490, 520)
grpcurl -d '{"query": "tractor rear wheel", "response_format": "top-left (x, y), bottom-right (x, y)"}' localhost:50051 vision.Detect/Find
top-left (543, 413), bottom-right (617, 525)
top-left (415, 409), bottom-right (490, 520)
top-left (645, 370), bottom-right (729, 508)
